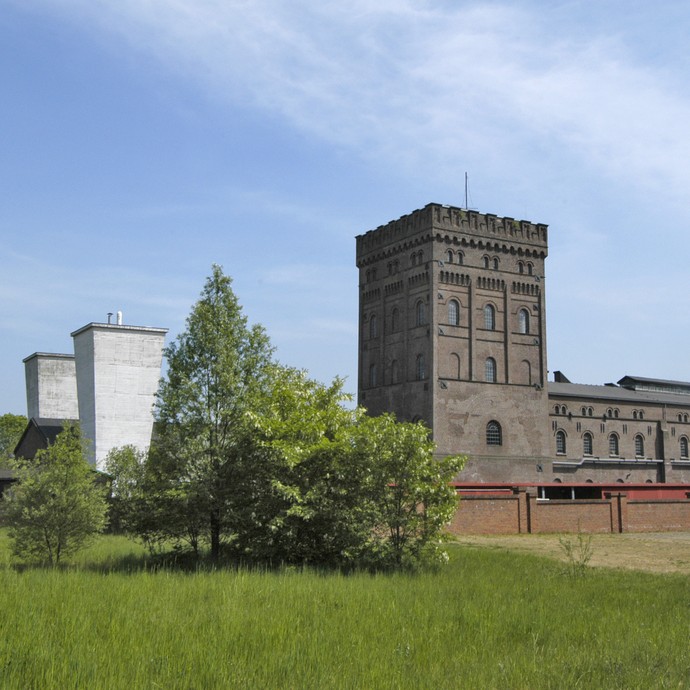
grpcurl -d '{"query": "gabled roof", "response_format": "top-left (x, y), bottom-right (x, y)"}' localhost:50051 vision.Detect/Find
top-left (13, 417), bottom-right (78, 459)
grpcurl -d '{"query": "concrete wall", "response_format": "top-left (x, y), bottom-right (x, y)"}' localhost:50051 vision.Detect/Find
top-left (72, 323), bottom-right (167, 469)
top-left (23, 353), bottom-right (78, 420)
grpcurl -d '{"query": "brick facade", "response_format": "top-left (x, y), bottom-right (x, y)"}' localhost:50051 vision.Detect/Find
top-left (447, 489), bottom-right (690, 534)
top-left (356, 204), bottom-right (690, 487)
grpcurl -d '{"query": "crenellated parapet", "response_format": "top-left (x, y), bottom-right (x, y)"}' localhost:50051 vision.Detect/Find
top-left (356, 203), bottom-right (548, 266)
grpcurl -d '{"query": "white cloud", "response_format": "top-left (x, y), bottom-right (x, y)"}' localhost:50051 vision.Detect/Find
top-left (18, 0), bottom-right (690, 211)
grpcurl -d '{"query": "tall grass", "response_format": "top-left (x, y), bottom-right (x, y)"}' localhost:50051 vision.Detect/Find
top-left (0, 534), bottom-right (688, 688)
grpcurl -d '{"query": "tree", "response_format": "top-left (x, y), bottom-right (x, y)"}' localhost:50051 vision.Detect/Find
top-left (348, 414), bottom-right (465, 568)
top-left (0, 413), bottom-right (27, 467)
top-left (105, 444), bottom-right (207, 556)
top-left (155, 264), bottom-right (274, 559)
top-left (3, 425), bottom-right (108, 565)
top-left (232, 370), bottom-right (465, 569)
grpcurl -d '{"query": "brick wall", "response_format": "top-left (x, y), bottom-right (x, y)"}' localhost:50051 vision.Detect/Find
top-left (448, 489), bottom-right (690, 534)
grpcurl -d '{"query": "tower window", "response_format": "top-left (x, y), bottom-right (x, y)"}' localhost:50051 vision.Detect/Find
top-left (415, 354), bottom-right (426, 380)
top-left (446, 250), bottom-right (454, 263)
top-left (368, 363), bottom-right (377, 387)
top-left (518, 308), bottom-right (530, 334)
top-left (369, 314), bottom-right (378, 339)
top-left (415, 301), bottom-right (426, 326)
top-left (486, 421), bottom-right (502, 446)
top-left (680, 437), bottom-right (689, 459)
top-left (518, 261), bottom-right (524, 274)
top-left (390, 359), bottom-right (399, 385)
top-left (484, 304), bottom-right (496, 330)
top-left (609, 433), bottom-right (619, 457)
top-left (492, 257), bottom-right (499, 270)
top-left (448, 300), bottom-right (460, 326)
top-left (583, 432), bottom-right (593, 456)
top-left (485, 357), bottom-right (497, 383)
top-left (556, 430), bottom-right (566, 455)
top-left (391, 307), bottom-right (399, 332)
top-left (634, 434), bottom-right (644, 458)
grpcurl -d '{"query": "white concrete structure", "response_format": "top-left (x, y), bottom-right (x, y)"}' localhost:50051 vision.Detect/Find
top-left (23, 353), bottom-right (79, 420)
top-left (71, 322), bottom-right (168, 469)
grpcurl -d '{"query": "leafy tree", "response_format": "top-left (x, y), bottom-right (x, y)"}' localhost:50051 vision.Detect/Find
top-left (118, 266), bottom-right (464, 569)
top-left (235, 370), bottom-right (464, 569)
top-left (105, 444), bottom-right (206, 556)
top-left (155, 264), bottom-right (274, 559)
top-left (348, 414), bottom-right (465, 568)
top-left (232, 366), bottom-right (363, 565)
top-left (0, 413), bottom-right (27, 467)
top-left (3, 425), bottom-right (108, 565)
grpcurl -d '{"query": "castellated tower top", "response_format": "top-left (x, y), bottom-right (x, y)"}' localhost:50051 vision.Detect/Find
top-left (356, 202), bottom-right (548, 267)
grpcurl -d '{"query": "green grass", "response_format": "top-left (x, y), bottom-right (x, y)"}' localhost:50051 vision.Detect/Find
top-left (1, 533), bottom-right (689, 689)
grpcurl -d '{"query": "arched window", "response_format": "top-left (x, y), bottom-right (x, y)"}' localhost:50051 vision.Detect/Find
top-left (492, 257), bottom-right (499, 270)
top-left (390, 359), bottom-right (399, 385)
top-left (369, 314), bottom-right (378, 339)
top-left (484, 304), bottom-right (496, 330)
top-left (634, 434), bottom-right (644, 458)
top-left (609, 433), bottom-right (619, 457)
top-left (583, 432), bottom-right (593, 456)
top-left (588, 407), bottom-right (593, 417)
top-left (680, 437), bottom-right (689, 459)
top-left (391, 307), bottom-right (399, 332)
top-left (415, 354), bottom-right (426, 380)
top-left (485, 357), bottom-right (497, 383)
top-left (456, 252), bottom-right (464, 265)
top-left (448, 300), bottom-right (460, 326)
top-left (415, 301), bottom-right (426, 326)
top-left (486, 421), bottom-right (502, 446)
top-left (446, 250), bottom-right (454, 263)
top-left (527, 263), bottom-right (533, 275)
top-left (368, 363), bottom-right (377, 387)
top-left (410, 253), bottom-right (417, 267)
top-left (518, 261), bottom-right (524, 274)
top-left (518, 308), bottom-right (530, 334)
top-left (556, 430), bottom-right (566, 455)
top-left (633, 410), bottom-right (638, 420)
top-left (483, 256), bottom-right (489, 269)
top-left (417, 251), bottom-right (424, 265)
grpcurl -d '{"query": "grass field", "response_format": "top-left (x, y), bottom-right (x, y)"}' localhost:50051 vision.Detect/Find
top-left (1, 531), bottom-right (689, 689)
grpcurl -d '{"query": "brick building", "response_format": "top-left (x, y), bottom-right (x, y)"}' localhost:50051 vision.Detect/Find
top-left (356, 203), bottom-right (690, 488)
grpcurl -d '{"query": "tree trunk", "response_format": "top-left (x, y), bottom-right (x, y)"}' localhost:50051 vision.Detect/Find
top-left (210, 509), bottom-right (221, 561)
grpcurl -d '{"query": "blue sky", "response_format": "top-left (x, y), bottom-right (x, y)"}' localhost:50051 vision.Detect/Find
top-left (2, 0), bottom-right (690, 415)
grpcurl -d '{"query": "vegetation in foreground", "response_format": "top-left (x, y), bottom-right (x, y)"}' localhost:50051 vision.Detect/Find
top-left (1, 533), bottom-right (688, 689)
top-left (107, 265), bottom-right (464, 570)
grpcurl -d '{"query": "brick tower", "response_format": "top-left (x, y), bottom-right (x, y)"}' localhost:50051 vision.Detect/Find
top-left (356, 203), bottom-right (552, 481)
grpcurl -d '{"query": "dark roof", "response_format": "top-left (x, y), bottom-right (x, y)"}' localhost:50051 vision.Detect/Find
top-left (13, 417), bottom-right (77, 457)
top-left (548, 381), bottom-right (690, 407)
top-left (617, 375), bottom-right (690, 394)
